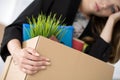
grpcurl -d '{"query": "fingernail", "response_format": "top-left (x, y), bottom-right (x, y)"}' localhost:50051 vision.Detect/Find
top-left (35, 52), bottom-right (39, 56)
top-left (41, 66), bottom-right (46, 69)
top-left (46, 58), bottom-right (50, 61)
top-left (45, 62), bottom-right (51, 65)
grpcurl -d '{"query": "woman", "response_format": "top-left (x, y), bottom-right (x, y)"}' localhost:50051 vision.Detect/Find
top-left (0, 0), bottom-right (120, 74)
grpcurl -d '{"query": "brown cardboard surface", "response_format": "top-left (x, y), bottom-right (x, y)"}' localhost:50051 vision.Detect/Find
top-left (0, 24), bottom-right (5, 47)
top-left (1, 36), bottom-right (114, 80)
top-left (0, 56), bottom-right (12, 80)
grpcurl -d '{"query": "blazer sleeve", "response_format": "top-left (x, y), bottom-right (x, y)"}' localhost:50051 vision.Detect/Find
top-left (84, 36), bottom-right (112, 62)
top-left (0, 0), bottom-right (54, 61)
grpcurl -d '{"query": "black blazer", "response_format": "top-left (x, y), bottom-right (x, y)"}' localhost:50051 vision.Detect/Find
top-left (0, 0), bottom-right (111, 62)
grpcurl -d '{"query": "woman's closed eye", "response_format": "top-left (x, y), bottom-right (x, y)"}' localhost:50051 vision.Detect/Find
top-left (110, 5), bottom-right (120, 13)
top-left (110, 6), bottom-right (116, 13)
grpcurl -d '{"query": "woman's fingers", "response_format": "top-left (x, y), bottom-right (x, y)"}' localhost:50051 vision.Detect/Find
top-left (22, 47), bottom-right (50, 61)
top-left (21, 65), bottom-right (47, 75)
top-left (12, 47), bottom-right (51, 74)
top-left (21, 58), bottom-right (51, 67)
top-left (21, 64), bottom-right (46, 71)
top-left (22, 50), bottom-right (40, 61)
top-left (21, 68), bottom-right (38, 75)
top-left (25, 47), bottom-right (40, 56)
top-left (20, 60), bottom-right (50, 74)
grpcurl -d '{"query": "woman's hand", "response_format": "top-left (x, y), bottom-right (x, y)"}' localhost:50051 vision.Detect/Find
top-left (7, 39), bottom-right (51, 75)
top-left (12, 47), bottom-right (51, 75)
top-left (108, 11), bottom-right (120, 24)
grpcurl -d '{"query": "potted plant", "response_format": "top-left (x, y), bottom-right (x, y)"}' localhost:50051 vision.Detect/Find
top-left (23, 13), bottom-right (74, 47)
top-left (24, 13), bottom-right (65, 41)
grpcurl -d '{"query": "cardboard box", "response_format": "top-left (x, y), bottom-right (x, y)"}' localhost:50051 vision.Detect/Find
top-left (0, 36), bottom-right (114, 80)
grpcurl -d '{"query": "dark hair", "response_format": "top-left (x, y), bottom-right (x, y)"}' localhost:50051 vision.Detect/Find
top-left (110, 21), bottom-right (120, 63)
top-left (85, 16), bottom-right (120, 63)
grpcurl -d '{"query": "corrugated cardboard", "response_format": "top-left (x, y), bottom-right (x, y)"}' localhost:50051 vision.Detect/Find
top-left (0, 36), bottom-right (114, 80)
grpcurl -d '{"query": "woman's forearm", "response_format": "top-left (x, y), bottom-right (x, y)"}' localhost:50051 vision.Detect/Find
top-left (100, 12), bottom-right (120, 43)
top-left (100, 11), bottom-right (120, 43)
top-left (100, 17), bottom-right (115, 43)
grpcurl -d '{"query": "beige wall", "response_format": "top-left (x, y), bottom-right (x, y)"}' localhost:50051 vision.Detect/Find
top-left (0, 24), bottom-right (5, 75)
top-left (0, 24), bottom-right (5, 47)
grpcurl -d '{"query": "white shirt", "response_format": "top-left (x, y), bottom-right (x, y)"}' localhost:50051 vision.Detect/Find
top-left (72, 11), bottom-right (89, 38)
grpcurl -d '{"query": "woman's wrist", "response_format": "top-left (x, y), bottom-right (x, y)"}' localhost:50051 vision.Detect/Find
top-left (107, 17), bottom-right (116, 27)
top-left (108, 12), bottom-right (120, 25)
top-left (7, 39), bottom-right (22, 56)
top-left (11, 47), bottom-right (22, 57)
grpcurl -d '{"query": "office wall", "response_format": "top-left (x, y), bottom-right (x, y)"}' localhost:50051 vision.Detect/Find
top-left (0, 0), bottom-right (33, 25)
top-left (0, 0), bottom-right (17, 25)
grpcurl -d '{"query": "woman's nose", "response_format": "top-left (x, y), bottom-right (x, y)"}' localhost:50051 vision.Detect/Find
top-left (100, 2), bottom-right (112, 9)
top-left (101, 4), bottom-right (109, 9)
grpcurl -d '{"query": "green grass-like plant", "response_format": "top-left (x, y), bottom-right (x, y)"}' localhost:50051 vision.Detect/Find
top-left (26, 13), bottom-right (66, 40)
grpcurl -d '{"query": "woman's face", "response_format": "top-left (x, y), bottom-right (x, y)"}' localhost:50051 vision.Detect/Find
top-left (85, 0), bottom-right (120, 17)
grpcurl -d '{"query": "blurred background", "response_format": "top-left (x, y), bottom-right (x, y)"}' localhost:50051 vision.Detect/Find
top-left (0, 0), bottom-right (120, 80)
